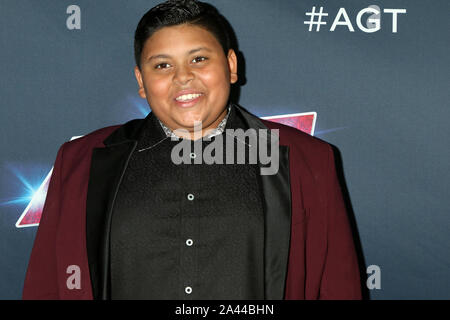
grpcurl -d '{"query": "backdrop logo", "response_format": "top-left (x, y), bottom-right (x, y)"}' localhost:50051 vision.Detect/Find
top-left (14, 169), bottom-right (52, 228)
top-left (15, 112), bottom-right (317, 228)
top-left (304, 6), bottom-right (406, 33)
top-left (15, 136), bottom-right (82, 228)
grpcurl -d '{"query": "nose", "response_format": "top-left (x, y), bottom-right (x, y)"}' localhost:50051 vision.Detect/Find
top-left (173, 64), bottom-right (194, 85)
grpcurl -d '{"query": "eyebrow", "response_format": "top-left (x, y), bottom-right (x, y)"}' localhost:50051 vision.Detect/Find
top-left (147, 47), bottom-right (213, 61)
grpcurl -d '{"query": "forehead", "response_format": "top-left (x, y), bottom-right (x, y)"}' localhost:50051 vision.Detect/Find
top-left (143, 24), bottom-right (222, 55)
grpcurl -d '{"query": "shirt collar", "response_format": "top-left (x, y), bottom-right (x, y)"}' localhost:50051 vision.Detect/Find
top-left (157, 104), bottom-right (232, 139)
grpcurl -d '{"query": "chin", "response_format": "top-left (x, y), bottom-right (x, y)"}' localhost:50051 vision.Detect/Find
top-left (172, 119), bottom-right (198, 131)
top-left (176, 115), bottom-right (205, 127)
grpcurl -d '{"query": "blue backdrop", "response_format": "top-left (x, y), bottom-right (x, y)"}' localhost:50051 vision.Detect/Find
top-left (0, 0), bottom-right (449, 299)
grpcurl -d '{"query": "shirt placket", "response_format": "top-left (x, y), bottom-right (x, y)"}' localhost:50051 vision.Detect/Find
top-left (179, 159), bottom-right (198, 300)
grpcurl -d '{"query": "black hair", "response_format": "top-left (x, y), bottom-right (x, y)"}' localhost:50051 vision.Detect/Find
top-left (134, 0), bottom-right (232, 69)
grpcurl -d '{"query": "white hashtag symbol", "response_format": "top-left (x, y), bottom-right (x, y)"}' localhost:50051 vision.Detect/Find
top-left (304, 6), bottom-right (328, 32)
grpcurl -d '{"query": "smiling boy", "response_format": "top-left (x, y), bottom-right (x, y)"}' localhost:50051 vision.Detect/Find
top-left (23, 0), bottom-right (362, 300)
top-left (134, 21), bottom-right (238, 140)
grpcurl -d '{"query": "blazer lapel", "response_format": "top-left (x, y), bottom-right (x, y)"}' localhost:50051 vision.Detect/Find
top-left (86, 118), bottom-right (145, 300)
top-left (235, 105), bottom-right (292, 300)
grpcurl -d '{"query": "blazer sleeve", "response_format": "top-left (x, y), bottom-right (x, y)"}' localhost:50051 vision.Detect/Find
top-left (22, 142), bottom-right (67, 299)
top-left (319, 145), bottom-right (362, 299)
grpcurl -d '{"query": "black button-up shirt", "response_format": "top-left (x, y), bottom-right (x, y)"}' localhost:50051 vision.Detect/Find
top-left (110, 104), bottom-right (265, 299)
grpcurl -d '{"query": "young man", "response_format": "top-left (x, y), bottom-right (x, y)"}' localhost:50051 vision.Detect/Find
top-left (23, 0), bottom-right (362, 300)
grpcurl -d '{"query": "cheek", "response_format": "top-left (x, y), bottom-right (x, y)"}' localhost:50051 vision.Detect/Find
top-left (146, 76), bottom-right (171, 101)
top-left (200, 66), bottom-right (230, 92)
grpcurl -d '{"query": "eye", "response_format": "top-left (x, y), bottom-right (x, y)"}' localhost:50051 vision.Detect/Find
top-left (154, 62), bottom-right (171, 69)
top-left (192, 56), bottom-right (208, 63)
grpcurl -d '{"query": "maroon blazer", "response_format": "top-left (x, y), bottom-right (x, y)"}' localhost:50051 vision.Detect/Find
top-left (22, 105), bottom-right (362, 300)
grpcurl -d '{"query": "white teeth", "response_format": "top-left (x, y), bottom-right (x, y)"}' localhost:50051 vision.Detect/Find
top-left (176, 93), bottom-right (202, 102)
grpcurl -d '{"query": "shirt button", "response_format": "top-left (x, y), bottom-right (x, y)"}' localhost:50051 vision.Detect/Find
top-left (185, 286), bottom-right (192, 294)
top-left (186, 239), bottom-right (193, 246)
top-left (189, 152), bottom-right (196, 159)
top-left (187, 193), bottom-right (194, 201)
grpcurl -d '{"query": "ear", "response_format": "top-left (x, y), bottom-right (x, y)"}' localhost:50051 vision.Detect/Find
top-left (134, 66), bottom-right (147, 99)
top-left (227, 49), bottom-right (238, 84)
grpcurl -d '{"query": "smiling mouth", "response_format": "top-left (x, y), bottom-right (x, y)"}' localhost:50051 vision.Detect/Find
top-left (175, 93), bottom-right (204, 102)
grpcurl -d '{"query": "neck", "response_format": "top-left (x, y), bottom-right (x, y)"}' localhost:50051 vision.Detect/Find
top-left (159, 105), bottom-right (231, 140)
